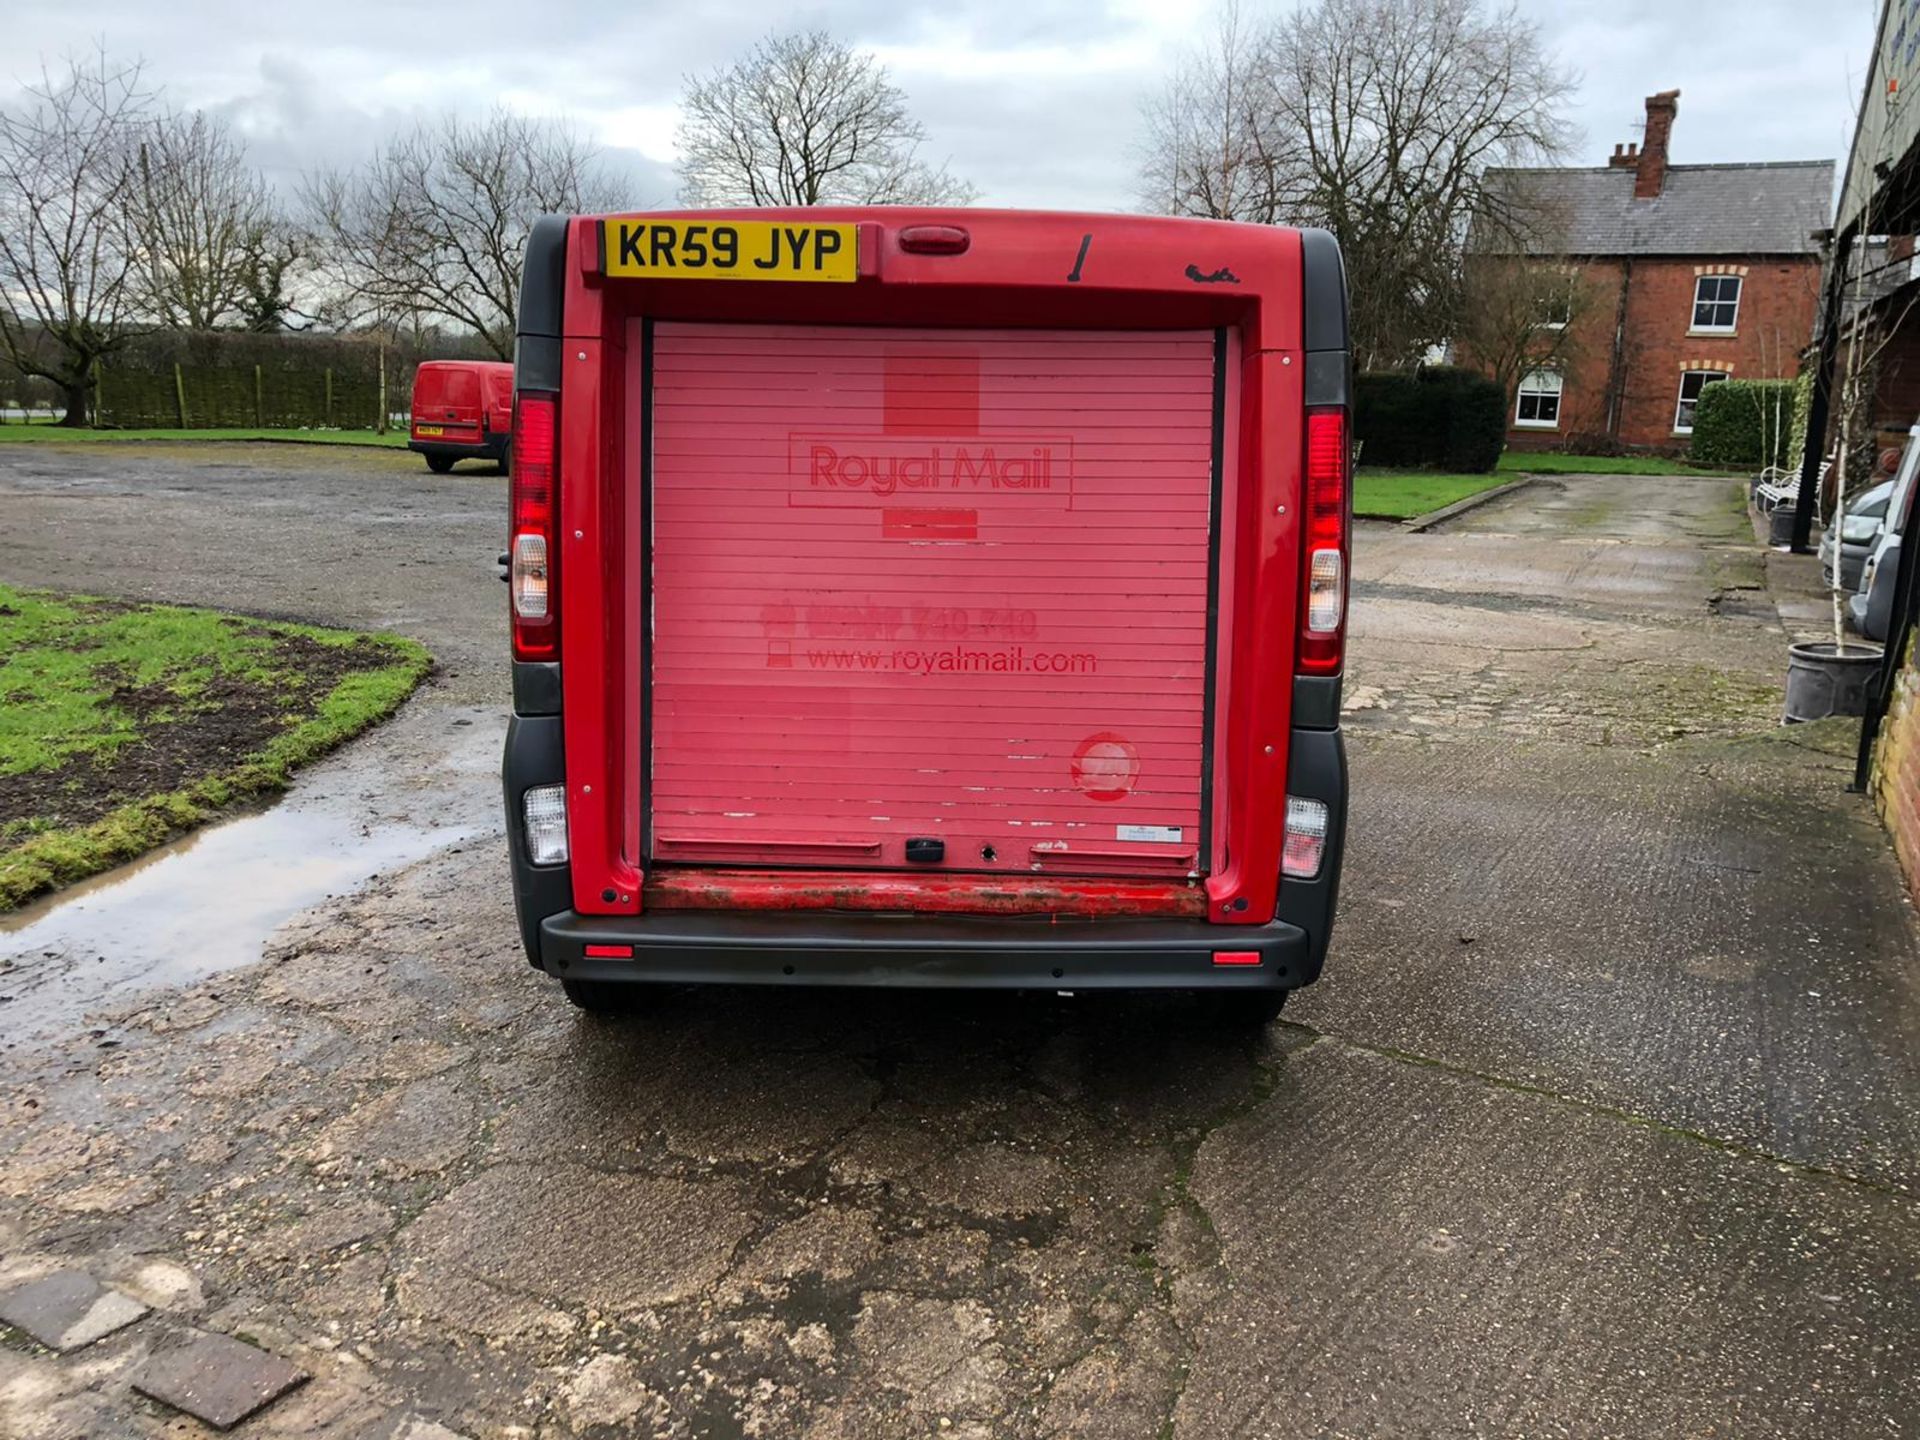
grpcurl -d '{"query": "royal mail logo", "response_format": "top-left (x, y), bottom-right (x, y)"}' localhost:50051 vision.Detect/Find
top-left (787, 432), bottom-right (1074, 509)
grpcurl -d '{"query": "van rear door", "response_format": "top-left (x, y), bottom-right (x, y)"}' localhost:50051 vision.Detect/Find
top-left (414, 364), bottom-right (483, 441)
top-left (646, 323), bottom-right (1225, 880)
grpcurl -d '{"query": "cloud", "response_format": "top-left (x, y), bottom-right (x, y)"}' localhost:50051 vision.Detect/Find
top-left (0, 0), bottom-right (1880, 216)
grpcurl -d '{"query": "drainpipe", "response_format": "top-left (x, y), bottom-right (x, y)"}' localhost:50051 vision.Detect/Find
top-left (1792, 227), bottom-right (1855, 553)
top-left (1604, 259), bottom-right (1632, 442)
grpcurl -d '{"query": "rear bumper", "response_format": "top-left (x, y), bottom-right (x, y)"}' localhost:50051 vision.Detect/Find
top-left (539, 910), bottom-right (1311, 990)
top-left (409, 434), bottom-right (507, 461)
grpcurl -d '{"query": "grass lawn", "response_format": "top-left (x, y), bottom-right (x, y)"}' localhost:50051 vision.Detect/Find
top-left (1354, 469), bottom-right (1511, 520)
top-left (0, 583), bottom-right (429, 910)
top-left (0, 424), bottom-right (409, 448)
top-left (1496, 451), bottom-right (1740, 477)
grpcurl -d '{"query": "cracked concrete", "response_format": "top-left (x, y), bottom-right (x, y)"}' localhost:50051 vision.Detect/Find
top-left (2, 446), bottom-right (1918, 1436)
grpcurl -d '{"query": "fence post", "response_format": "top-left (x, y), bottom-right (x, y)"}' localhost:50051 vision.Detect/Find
top-left (377, 343), bottom-right (388, 434)
top-left (324, 368), bottom-right (334, 428)
top-left (254, 364), bottom-right (264, 428)
top-left (173, 362), bottom-right (188, 428)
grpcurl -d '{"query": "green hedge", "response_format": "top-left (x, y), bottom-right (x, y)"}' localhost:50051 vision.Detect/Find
top-left (1354, 367), bottom-right (1506, 474)
top-left (93, 330), bottom-right (492, 431)
top-left (1689, 379), bottom-right (1796, 469)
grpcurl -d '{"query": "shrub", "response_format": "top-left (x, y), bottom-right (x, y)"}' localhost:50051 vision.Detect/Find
top-left (1689, 379), bottom-right (1796, 470)
top-left (1786, 366), bottom-right (1814, 471)
top-left (1354, 367), bottom-right (1505, 474)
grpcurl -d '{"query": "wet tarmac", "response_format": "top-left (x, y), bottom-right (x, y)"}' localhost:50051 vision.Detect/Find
top-left (0, 713), bottom-right (496, 1048)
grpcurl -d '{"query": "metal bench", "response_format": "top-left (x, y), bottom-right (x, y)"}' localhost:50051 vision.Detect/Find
top-left (1754, 459), bottom-right (1829, 512)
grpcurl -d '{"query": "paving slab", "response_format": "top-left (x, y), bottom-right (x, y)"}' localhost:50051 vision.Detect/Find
top-left (130, 1330), bottom-right (309, 1430)
top-left (0, 1270), bottom-right (148, 1352)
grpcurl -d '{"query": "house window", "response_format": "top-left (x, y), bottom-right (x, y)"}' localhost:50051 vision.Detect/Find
top-left (1534, 290), bottom-right (1572, 330)
top-left (1673, 370), bottom-right (1728, 433)
top-left (1515, 370), bottom-right (1562, 428)
top-left (1692, 275), bottom-right (1741, 332)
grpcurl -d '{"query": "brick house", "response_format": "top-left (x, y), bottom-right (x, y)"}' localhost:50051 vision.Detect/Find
top-left (1476, 90), bottom-right (1832, 452)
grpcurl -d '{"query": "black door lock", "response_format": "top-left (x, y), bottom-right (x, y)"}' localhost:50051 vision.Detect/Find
top-left (905, 838), bottom-right (945, 864)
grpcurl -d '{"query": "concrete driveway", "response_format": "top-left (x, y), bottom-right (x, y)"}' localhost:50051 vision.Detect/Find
top-left (1, 448), bottom-right (1916, 1438)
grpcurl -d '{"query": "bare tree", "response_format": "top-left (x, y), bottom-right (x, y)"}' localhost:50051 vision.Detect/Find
top-left (1452, 257), bottom-right (1593, 412)
top-left (1138, 4), bottom-right (1286, 223)
top-left (131, 109), bottom-right (306, 330)
top-left (0, 51), bottom-right (152, 425)
top-left (1140, 0), bottom-right (1573, 368)
top-left (677, 31), bottom-right (975, 207)
top-left (305, 111), bottom-right (626, 359)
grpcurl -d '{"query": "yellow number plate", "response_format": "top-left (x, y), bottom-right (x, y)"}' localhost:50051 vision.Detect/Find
top-left (602, 219), bottom-right (858, 283)
top-left (415, 425), bottom-right (444, 436)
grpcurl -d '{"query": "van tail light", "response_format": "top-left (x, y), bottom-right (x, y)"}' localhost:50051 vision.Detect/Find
top-left (510, 391), bottom-right (558, 660)
top-left (1281, 796), bottom-right (1330, 878)
top-left (1297, 406), bottom-right (1350, 676)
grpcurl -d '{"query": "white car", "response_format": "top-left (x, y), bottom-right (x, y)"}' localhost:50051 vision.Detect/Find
top-left (1851, 438), bottom-right (1917, 641)
top-left (1821, 479), bottom-right (1895, 591)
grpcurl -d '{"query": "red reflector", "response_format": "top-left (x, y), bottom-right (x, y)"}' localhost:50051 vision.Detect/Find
top-left (898, 225), bottom-right (970, 255)
top-left (1298, 406), bottom-right (1350, 677)
top-left (582, 944), bottom-right (632, 958)
top-left (1212, 950), bottom-right (1262, 967)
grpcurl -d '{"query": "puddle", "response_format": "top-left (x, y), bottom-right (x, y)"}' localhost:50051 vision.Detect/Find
top-left (0, 705), bottom-right (501, 1049)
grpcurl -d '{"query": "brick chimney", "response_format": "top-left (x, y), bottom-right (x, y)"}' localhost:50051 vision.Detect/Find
top-left (1635, 89), bottom-right (1680, 199)
top-left (1608, 142), bottom-right (1639, 169)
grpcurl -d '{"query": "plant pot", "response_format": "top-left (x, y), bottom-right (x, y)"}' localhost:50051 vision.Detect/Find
top-left (1767, 503), bottom-right (1799, 547)
top-left (1783, 640), bottom-right (1884, 723)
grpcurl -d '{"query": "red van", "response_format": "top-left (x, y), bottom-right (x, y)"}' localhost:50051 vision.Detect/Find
top-left (502, 210), bottom-right (1350, 1021)
top-left (409, 360), bottom-right (514, 471)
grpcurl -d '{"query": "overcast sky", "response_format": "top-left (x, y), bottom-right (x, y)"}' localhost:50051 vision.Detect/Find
top-left (4, 0), bottom-right (1882, 212)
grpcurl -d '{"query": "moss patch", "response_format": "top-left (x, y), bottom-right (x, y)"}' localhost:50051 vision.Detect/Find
top-left (0, 583), bottom-right (429, 910)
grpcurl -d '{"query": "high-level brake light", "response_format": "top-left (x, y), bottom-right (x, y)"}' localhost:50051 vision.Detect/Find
top-left (510, 392), bottom-right (559, 660)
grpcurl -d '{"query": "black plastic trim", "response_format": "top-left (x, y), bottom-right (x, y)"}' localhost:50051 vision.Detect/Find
top-left (513, 214), bottom-right (569, 395)
top-left (1300, 229), bottom-right (1349, 353)
top-left (408, 435), bottom-right (508, 462)
top-left (517, 215), bottom-right (568, 338)
top-left (1273, 726), bottom-right (1346, 986)
top-left (1291, 675), bottom-right (1342, 730)
top-left (1303, 350), bottom-right (1349, 408)
top-left (512, 661), bottom-right (562, 716)
top-left (514, 336), bottom-right (563, 397)
top-left (539, 910), bottom-right (1311, 992)
top-left (1198, 327), bottom-right (1227, 869)
top-left (503, 714), bottom-right (571, 966)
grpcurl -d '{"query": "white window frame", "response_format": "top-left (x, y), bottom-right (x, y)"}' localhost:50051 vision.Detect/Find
top-left (1691, 275), bottom-right (1742, 334)
top-left (1514, 369), bottom-right (1563, 429)
top-left (1534, 284), bottom-right (1573, 331)
top-left (1673, 370), bottom-right (1729, 434)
